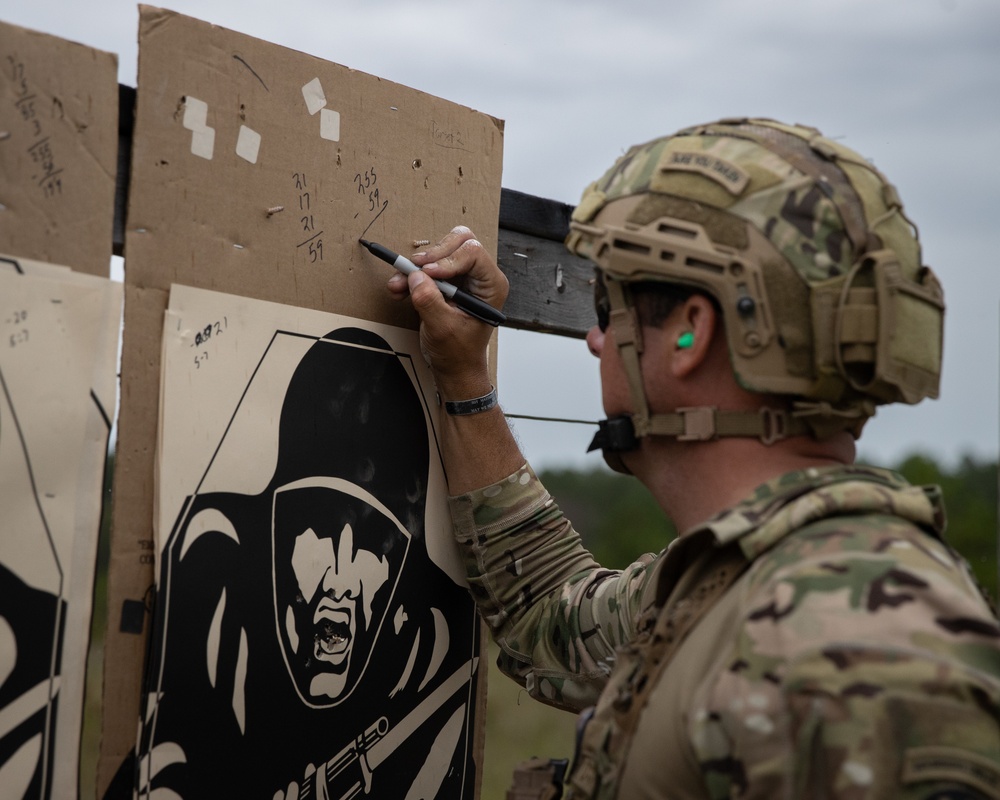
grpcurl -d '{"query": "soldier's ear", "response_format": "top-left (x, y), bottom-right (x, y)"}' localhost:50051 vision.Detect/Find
top-left (669, 295), bottom-right (717, 379)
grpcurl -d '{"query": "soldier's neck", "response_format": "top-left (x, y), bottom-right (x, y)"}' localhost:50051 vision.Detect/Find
top-left (632, 432), bottom-right (856, 534)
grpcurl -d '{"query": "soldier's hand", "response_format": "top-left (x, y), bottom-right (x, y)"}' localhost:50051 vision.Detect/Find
top-left (387, 226), bottom-right (508, 395)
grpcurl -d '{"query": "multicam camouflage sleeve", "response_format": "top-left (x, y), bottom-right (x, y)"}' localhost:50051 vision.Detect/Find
top-left (448, 464), bottom-right (659, 712)
top-left (689, 481), bottom-right (1000, 799)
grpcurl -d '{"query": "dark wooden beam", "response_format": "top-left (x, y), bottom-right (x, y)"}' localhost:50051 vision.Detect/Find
top-left (497, 229), bottom-right (595, 338)
top-left (499, 187), bottom-right (575, 241)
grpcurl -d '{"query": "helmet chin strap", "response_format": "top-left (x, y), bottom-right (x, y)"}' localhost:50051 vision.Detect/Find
top-left (587, 276), bottom-right (810, 474)
top-left (587, 405), bottom-right (812, 460)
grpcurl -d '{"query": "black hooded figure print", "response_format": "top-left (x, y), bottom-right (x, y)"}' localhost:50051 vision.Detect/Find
top-left (136, 328), bottom-right (481, 799)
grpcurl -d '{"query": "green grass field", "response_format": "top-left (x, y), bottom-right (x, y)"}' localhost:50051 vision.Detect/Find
top-left (480, 641), bottom-right (577, 799)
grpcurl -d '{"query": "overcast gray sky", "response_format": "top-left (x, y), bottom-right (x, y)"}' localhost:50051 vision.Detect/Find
top-left (7, 0), bottom-right (998, 470)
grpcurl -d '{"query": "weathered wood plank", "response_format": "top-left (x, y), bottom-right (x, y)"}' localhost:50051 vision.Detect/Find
top-left (497, 229), bottom-right (595, 338)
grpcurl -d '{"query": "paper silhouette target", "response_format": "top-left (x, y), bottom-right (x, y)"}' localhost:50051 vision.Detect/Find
top-left (137, 286), bottom-right (481, 799)
top-left (0, 260), bottom-right (121, 799)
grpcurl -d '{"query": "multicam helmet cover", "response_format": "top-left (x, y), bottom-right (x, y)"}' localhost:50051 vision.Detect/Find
top-left (568, 118), bottom-right (944, 453)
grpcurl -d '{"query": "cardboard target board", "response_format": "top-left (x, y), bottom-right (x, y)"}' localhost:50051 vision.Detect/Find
top-left (103, 6), bottom-right (503, 796)
top-left (0, 20), bottom-right (118, 277)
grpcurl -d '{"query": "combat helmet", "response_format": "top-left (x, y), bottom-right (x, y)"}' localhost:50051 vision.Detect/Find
top-left (566, 118), bottom-right (944, 461)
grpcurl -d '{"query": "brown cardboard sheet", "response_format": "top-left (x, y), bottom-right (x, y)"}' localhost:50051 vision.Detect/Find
top-left (101, 6), bottom-right (503, 795)
top-left (0, 20), bottom-right (118, 277)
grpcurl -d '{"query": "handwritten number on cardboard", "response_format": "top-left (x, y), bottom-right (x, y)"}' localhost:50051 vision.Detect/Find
top-left (293, 172), bottom-right (324, 261)
top-left (191, 317), bottom-right (227, 348)
top-left (7, 55), bottom-right (63, 197)
top-left (6, 309), bottom-right (29, 348)
top-left (354, 168), bottom-right (376, 193)
top-left (355, 165), bottom-right (389, 240)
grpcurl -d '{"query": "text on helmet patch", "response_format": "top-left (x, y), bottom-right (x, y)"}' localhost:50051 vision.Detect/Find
top-left (661, 151), bottom-right (750, 196)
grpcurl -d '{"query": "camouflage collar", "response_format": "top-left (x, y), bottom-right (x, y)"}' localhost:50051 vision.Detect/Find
top-left (688, 464), bottom-right (945, 561)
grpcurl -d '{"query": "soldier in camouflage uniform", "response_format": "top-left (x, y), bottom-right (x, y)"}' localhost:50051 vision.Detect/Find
top-left (387, 118), bottom-right (1000, 798)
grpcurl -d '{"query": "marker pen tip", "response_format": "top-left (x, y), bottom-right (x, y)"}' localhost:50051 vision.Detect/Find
top-left (359, 238), bottom-right (371, 248)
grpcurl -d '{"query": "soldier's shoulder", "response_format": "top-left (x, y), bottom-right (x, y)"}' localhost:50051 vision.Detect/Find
top-left (733, 509), bottom-right (1000, 678)
top-left (747, 506), bottom-right (970, 596)
top-left (689, 492), bottom-right (1000, 798)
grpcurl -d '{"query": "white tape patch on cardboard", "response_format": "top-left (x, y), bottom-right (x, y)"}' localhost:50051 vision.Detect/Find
top-left (302, 78), bottom-right (342, 142)
top-left (182, 96), bottom-right (215, 160)
top-left (320, 109), bottom-right (340, 142)
top-left (235, 125), bottom-right (262, 164)
top-left (301, 78), bottom-right (327, 116)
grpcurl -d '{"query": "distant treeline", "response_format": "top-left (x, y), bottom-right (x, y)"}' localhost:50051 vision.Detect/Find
top-left (539, 453), bottom-right (998, 602)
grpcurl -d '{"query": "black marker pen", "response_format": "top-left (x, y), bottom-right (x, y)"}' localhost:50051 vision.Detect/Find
top-left (360, 238), bottom-right (506, 327)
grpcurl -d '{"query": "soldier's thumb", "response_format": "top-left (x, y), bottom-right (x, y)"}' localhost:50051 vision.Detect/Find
top-left (408, 271), bottom-right (448, 323)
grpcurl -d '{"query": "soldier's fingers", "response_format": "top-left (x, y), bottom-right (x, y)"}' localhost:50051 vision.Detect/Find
top-left (423, 238), bottom-right (509, 309)
top-left (407, 271), bottom-right (453, 328)
top-left (421, 236), bottom-right (484, 281)
top-left (386, 271), bottom-right (409, 300)
top-left (411, 225), bottom-right (476, 267)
